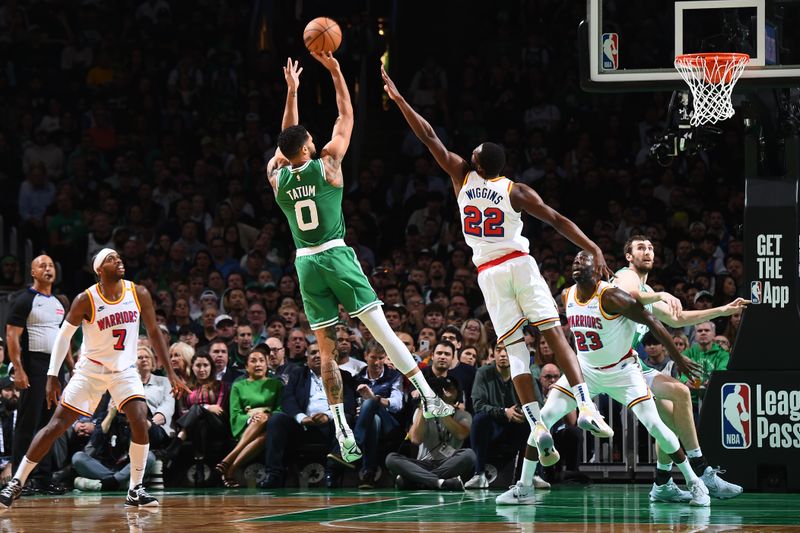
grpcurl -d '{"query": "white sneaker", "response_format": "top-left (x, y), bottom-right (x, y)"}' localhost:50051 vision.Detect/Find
top-left (533, 475), bottom-right (551, 489)
top-left (689, 479), bottom-right (711, 507)
top-left (335, 432), bottom-right (362, 463)
top-left (577, 404), bottom-right (614, 438)
top-left (464, 473), bottom-right (489, 489)
top-left (421, 395), bottom-right (455, 419)
top-left (649, 479), bottom-right (692, 503)
top-left (73, 477), bottom-right (103, 492)
top-left (495, 481), bottom-right (535, 505)
top-left (700, 467), bottom-right (743, 499)
top-left (533, 421), bottom-right (560, 467)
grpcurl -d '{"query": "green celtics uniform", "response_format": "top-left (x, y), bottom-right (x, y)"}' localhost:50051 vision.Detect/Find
top-left (614, 267), bottom-right (657, 377)
top-left (275, 158), bottom-right (381, 329)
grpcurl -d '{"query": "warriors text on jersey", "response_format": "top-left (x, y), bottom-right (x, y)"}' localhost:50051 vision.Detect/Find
top-left (564, 281), bottom-right (636, 367)
top-left (275, 159), bottom-right (345, 249)
top-left (457, 171), bottom-right (529, 267)
top-left (82, 280), bottom-right (141, 371)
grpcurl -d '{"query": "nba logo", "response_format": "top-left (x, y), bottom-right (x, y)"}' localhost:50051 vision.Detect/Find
top-left (602, 33), bottom-right (619, 70)
top-left (751, 281), bottom-right (762, 304)
top-left (721, 383), bottom-right (751, 449)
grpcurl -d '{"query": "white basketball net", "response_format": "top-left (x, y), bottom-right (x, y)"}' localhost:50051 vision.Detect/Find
top-left (674, 53), bottom-right (749, 127)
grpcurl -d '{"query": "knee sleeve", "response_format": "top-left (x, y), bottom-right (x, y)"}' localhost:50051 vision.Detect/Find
top-left (632, 399), bottom-right (680, 454)
top-left (504, 330), bottom-right (531, 379)
top-left (358, 307), bottom-right (417, 375)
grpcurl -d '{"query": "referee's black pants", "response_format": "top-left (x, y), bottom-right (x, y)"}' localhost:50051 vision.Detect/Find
top-left (12, 352), bottom-right (57, 481)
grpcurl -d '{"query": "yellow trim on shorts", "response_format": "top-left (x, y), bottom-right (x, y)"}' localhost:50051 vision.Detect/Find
top-left (497, 317), bottom-right (527, 343)
top-left (530, 317), bottom-right (560, 328)
top-left (85, 289), bottom-right (96, 324)
top-left (118, 395), bottom-right (146, 411)
top-left (551, 384), bottom-right (575, 399)
top-left (61, 400), bottom-right (93, 418)
top-left (597, 286), bottom-right (622, 320)
top-left (627, 390), bottom-right (653, 409)
top-left (130, 282), bottom-right (142, 311)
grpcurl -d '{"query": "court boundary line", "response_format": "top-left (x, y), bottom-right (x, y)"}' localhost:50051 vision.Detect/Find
top-left (234, 496), bottom-right (406, 522)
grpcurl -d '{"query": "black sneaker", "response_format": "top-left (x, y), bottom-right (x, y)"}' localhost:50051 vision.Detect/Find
top-left (0, 479), bottom-right (23, 509)
top-left (440, 477), bottom-right (465, 492)
top-left (125, 484), bottom-right (159, 507)
top-left (358, 469), bottom-right (376, 490)
top-left (256, 474), bottom-right (283, 489)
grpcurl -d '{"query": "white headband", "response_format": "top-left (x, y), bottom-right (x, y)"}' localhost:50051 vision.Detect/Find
top-left (93, 248), bottom-right (117, 274)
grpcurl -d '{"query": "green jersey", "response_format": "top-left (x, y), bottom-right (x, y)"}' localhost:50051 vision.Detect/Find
top-left (614, 266), bottom-right (653, 348)
top-left (275, 159), bottom-right (345, 249)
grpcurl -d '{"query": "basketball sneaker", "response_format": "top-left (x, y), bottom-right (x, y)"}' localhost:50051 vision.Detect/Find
top-left (533, 475), bottom-right (551, 489)
top-left (0, 479), bottom-right (22, 510)
top-left (700, 467), bottom-right (743, 499)
top-left (649, 479), bottom-right (692, 503)
top-left (74, 477), bottom-right (103, 492)
top-left (533, 421), bottom-right (560, 467)
top-left (577, 404), bottom-right (614, 438)
top-left (495, 481), bottom-right (535, 505)
top-left (125, 484), bottom-right (159, 507)
top-left (464, 472), bottom-right (489, 489)
top-left (421, 395), bottom-right (455, 419)
top-left (336, 432), bottom-right (362, 463)
top-left (688, 479), bottom-right (711, 507)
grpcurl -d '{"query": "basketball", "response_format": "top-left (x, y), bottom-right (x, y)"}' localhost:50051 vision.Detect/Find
top-left (303, 17), bottom-right (342, 54)
top-left (740, 412), bottom-right (750, 421)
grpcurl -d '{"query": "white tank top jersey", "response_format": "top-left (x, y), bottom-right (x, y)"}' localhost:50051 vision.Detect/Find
top-left (564, 281), bottom-right (637, 367)
top-left (457, 171), bottom-right (529, 267)
top-left (81, 280), bottom-right (142, 371)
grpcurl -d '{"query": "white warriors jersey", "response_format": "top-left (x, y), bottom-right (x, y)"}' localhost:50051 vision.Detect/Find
top-left (457, 171), bottom-right (529, 267)
top-left (564, 281), bottom-right (637, 367)
top-left (81, 280), bottom-right (141, 371)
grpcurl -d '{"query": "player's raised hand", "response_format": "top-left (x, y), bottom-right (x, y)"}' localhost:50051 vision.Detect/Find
top-left (380, 64), bottom-right (402, 101)
top-left (284, 57), bottom-right (303, 91)
top-left (721, 297), bottom-right (750, 315)
top-left (593, 251), bottom-right (613, 281)
top-left (310, 51), bottom-right (340, 72)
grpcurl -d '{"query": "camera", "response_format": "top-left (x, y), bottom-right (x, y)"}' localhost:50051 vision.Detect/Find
top-left (649, 91), bottom-right (722, 166)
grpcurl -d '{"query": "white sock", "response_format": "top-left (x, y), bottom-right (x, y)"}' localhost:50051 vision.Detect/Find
top-left (521, 401), bottom-right (540, 430)
top-left (129, 442), bottom-right (149, 490)
top-left (13, 456), bottom-right (38, 485)
top-left (331, 403), bottom-right (351, 435)
top-left (520, 458), bottom-right (538, 487)
top-left (409, 373), bottom-right (436, 399)
top-left (359, 307), bottom-right (418, 375)
top-left (657, 461), bottom-right (673, 472)
top-left (675, 458), bottom-right (700, 484)
top-left (571, 383), bottom-right (592, 407)
top-left (686, 447), bottom-right (703, 459)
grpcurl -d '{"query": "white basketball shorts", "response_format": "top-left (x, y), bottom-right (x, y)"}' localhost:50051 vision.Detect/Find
top-left (61, 357), bottom-right (146, 417)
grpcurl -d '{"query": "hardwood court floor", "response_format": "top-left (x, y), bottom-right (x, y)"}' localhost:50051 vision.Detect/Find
top-left (1, 484), bottom-right (799, 532)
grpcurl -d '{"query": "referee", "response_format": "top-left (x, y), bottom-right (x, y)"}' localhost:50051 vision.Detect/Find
top-left (5, 255), bottom-right (70, 493)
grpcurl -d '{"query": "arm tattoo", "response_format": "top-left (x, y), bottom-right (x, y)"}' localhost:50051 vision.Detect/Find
top-left (326, 155), bottom-right (342, 172)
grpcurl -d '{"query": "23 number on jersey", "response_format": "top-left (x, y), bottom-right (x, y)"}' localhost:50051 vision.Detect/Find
top-left (574, 331), bottom-right (604, 351)
top-left (463, 206), bottom-right (504, 237)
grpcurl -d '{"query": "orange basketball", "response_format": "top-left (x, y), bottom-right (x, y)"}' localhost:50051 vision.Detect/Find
top-left (303, 17), bottom-right (342, 54)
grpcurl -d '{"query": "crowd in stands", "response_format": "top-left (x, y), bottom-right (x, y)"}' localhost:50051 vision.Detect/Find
top-left (0, 0), bottom-right (745, 489)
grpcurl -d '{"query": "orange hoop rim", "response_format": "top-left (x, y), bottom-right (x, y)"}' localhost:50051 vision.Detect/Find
top-left (675, 52), bottom-right (750, 67)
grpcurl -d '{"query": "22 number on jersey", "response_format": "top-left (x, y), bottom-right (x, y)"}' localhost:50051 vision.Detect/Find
top-left (463, 206), bottom-right (505, 237)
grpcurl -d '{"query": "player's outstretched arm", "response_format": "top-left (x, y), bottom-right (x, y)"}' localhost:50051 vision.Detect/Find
top-left (652, 297), bottom-right (749, 328)
top-left (312, 51), bottom-right (353, 162)
top-left (381, 65), bottom-right (468, 193)
top-left (45, 293), bottom-right (89, 406)
top-left (281, 57), bottom-right (303, 130)
top-left (136, 285), bottom-right (190, 398)
top-left (614, 269), bottom-right (682, 317)
top-left (601, 288), bottom-right (701, 380)
top-left (511, 184), bottom-right (611, 279)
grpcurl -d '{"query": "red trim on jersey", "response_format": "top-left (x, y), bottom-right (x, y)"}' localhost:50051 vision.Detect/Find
top-left (593, 349), bottom-right (635, 370)
top-left (476, 250), bottom-right (527, 273)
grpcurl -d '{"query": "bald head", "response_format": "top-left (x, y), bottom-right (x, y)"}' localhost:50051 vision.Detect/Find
top-left (31, 255), bottom-right (56, 289)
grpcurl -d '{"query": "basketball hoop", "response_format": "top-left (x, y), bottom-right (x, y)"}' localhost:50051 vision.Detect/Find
top-left (674, 53), bottom-right (749, 127)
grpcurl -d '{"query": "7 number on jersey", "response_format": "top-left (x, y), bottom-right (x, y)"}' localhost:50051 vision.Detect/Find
top-left (112, 329), bottom-right (127, 351)
top-left (295, 199), bottom-right (320, 231)
top-left (463, 206), bottom-right (505, 237)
